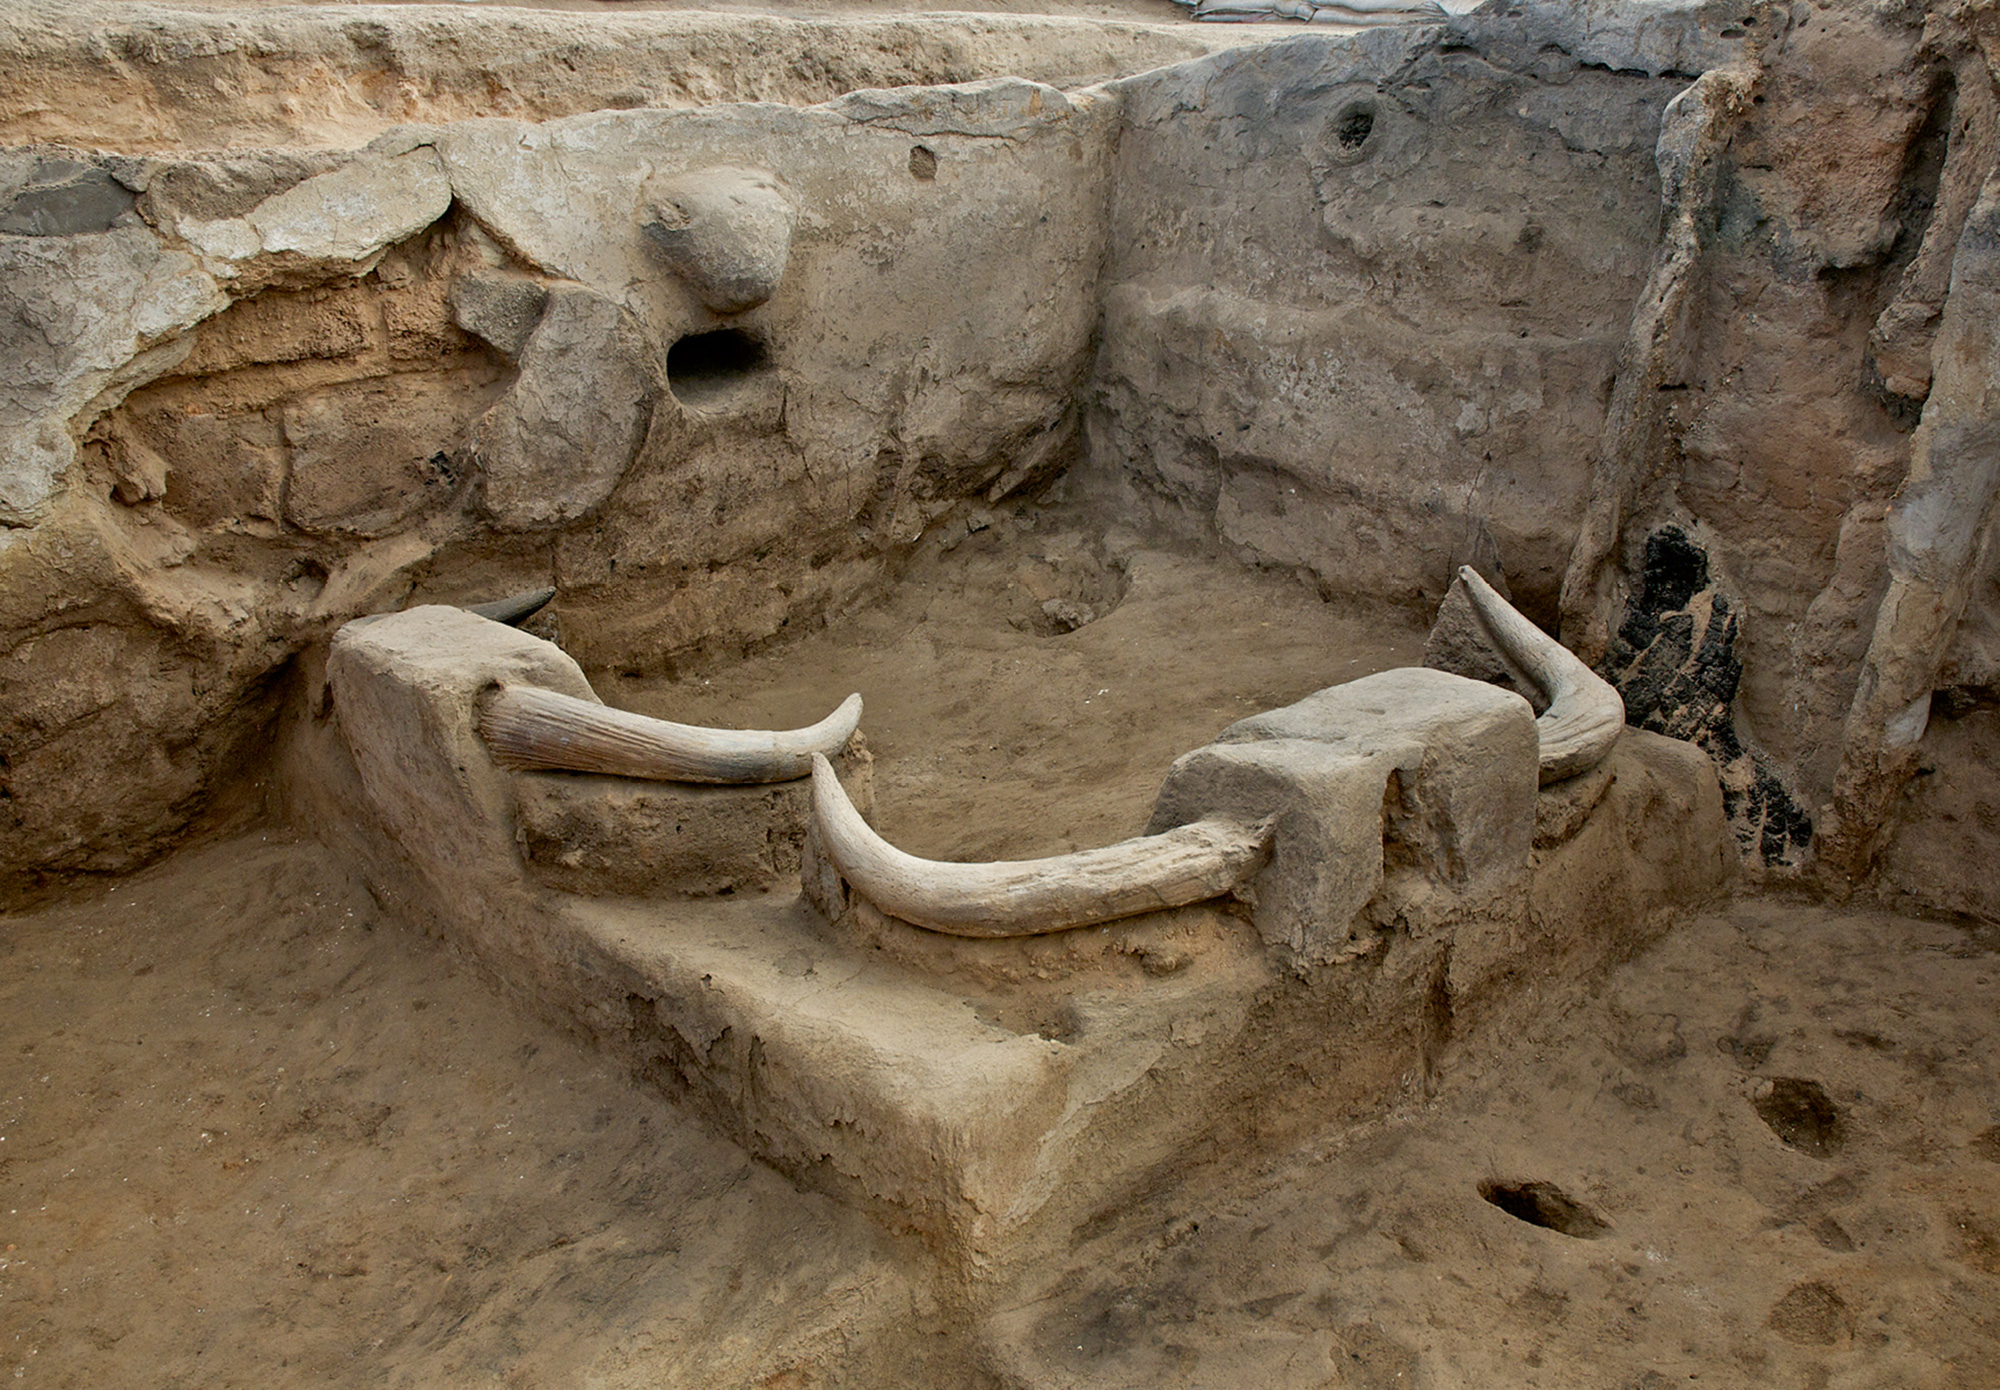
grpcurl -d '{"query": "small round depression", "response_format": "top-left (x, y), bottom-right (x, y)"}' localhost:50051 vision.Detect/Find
top-left (1337, 105), bottom-right (1375, 149)
top-left (1327, 99), bottom-right (1379, 166)
top-left (667, 328), bottom-right (771, 410)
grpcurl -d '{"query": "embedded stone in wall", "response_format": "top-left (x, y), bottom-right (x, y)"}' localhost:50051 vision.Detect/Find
top-left (474, 286), bottom-right (658, 529)
top-left (0, 155), bottom-right (136, 236)
top-left (641, 166), bottom-right (797, 316)
top-left (0, 224), bottom-right (224, 526)
top-left (200, 146), bottom-right (453, 275)
top-left (449, 272), bottom-right (549, 360)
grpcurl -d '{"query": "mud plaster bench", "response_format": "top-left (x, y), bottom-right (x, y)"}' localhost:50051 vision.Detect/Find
top-left (325, 581), bottom-right (1731, 1281)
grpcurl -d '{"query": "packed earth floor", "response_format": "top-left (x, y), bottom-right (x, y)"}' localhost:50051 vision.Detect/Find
top-left (3, 516), bottom-right (1997, 1388)
top-left (5, 846), bottom-right (1997, 1386)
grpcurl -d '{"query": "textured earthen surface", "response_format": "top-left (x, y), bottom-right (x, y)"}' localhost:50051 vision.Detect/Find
top-left (4, 0), bottom-right (2000, 1382)
top-left (316, 517), bottom-right (1723, 1280)
top-left (6, 0), bottom-right (2000, 900)
top-left (0, 69), bottom-right (1119, 891)
top-left (511, 737), bottom-right (873, 899)
top-left (4, 827), bottom-right (1987, 1387)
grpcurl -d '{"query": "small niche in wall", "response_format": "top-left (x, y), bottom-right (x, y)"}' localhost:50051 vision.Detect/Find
top-left (1327, 99), bottom-right (1378, 165)
top-left (667, 328), bottom-right (771, 410)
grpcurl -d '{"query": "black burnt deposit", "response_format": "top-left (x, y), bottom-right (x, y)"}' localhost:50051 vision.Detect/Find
top-left (1604, 527), bottom-right (1815, 866)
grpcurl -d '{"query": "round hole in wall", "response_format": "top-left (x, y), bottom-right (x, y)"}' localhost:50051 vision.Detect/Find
top-left (1327, 99), bottom-right (1379, 166)
top-left (667, 328), bottom-right (771, 410)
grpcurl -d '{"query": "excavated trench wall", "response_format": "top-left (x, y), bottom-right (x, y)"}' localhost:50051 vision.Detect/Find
top-left (1090, 20), bottom-right (1693, 627)
top-left (2, 0), bottom-right (1999, 918)
top-left (1086, 0), bottom-right (2000, 894)
top-left (0, 77), bottom-right (1116, 884)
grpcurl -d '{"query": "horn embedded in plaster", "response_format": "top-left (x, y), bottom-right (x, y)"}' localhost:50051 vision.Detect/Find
top-left (480, 685), bottom-right (862, 784)
top-left (1453, 566), bottom-right (1626, 784)
top-left (809, 752), bottom-right (1273, 937)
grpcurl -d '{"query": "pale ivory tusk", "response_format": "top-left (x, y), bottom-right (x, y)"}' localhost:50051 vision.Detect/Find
top-left (809, 753), bottom-right (1273, 937)
top-left (1455, 566), bottom-right (1626, 784)
top-left (480, 686), bottom-right (862, 784)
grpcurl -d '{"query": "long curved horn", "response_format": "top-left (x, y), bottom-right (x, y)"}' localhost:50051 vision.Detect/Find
top-left (1455, 566), bottom-right (1625, 784)
top-left (480, 686), bottom-right (862, 784)
top-left (464, 586), bottom-right (557, 627)
top-left (809, 753), bottom-right (1272, 937)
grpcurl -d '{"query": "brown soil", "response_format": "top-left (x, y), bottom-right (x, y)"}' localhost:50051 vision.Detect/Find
top-left (0, 836), bottom-right (922, 1388)
top-left (990, 899), bottom-right (2000, 1389)
top-left (4, 515), bottom-right (1997, 1387)
top-left (598, 510), bottom-right (1427, 860)
top-left (7, 848), bottom-right (1997, 1386)
top-left (168, 0), bottom-right (1196, 18)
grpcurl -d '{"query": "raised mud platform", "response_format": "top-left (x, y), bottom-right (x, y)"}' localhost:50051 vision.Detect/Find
top-left (317, 601), bottom-right (1731, 1279)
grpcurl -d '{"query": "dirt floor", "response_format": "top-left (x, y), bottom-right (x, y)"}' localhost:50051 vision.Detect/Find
top-left (0, 836), bottom-right (925, 1388)
top-left (5, 846), bottom-right (1996, 1387)
top-left (3, 511), bottom-right (1997, 1387)
top-left (599, 510), bottom-right (1428, 860)
top-left (990, 898), bottom-right (2000, 1390)
top-left (5, 0), bottom-right (1995, 1380)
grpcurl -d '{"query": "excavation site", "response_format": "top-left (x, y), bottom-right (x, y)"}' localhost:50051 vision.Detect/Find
top-left (2, 0), bottom-right (1998, 1384)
